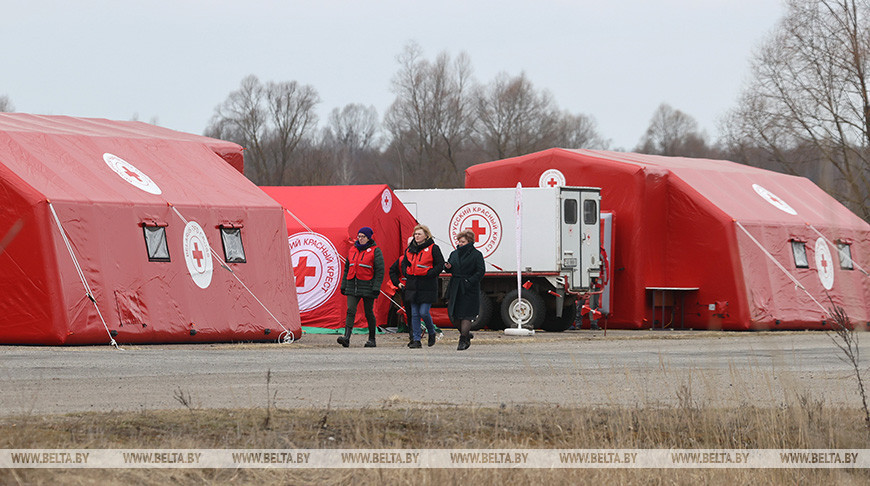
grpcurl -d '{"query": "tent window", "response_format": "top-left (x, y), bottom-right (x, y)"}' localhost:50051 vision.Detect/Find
top-left (791, 241), bottom-right (808, 268)
top-left (143, 226), bottom-right (170, 262)
top-left (564, 199), bottom-right (578, 224)
top-left (837, 242), bottom-right (854, 270)
top-left (584, 200), bottom-right (598, 225)
top-left (221, 228), bottom-right (246, 263)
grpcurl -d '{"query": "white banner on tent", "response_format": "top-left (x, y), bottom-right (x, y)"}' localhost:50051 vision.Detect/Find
top-left (182, 221), bottom-right (213, 289)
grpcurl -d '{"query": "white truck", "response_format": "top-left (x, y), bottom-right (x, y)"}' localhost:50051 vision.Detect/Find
top-left (395, 186), bottom-right (602, 331)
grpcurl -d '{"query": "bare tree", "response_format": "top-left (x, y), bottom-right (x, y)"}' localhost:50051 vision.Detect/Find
top-left (322, 104), bottom-right (380, 185)
top-left (383, 42), bottom-right (475, 188)
top-left (553, 111), bottom-right (610, 150)
top-left (0, 95), bottom-right (14, 112)
top-left (723, 0), bottom-right (870, 219)
top-left (636, 103), bottom-right (710, 157)
top-left (474, 73), bottom-right (608, 159)
top-left (205, 75), bottom-right (321, 185)
top-left (473, 72), bottom-right (561, 159)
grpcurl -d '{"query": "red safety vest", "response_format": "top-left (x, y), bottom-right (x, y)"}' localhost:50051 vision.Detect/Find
top-left (404, 245), bottom-right (434, 276)
top-left (347, 245), bottom-right (376, 280)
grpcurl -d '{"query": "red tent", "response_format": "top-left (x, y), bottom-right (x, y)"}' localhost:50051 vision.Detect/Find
top-left (0, 114), bottom-right (301, 344)
top-left (466, 148), bottom-right (870, 330)
top-left (260, 185), bottom-right (418, 329)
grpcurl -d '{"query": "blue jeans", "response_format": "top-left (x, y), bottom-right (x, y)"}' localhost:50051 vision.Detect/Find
top-left (409, 302), bottom-right (435, 341)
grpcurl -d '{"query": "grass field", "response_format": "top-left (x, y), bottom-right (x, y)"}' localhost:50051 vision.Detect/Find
top-left (2, 400), bottom-right (869, 485)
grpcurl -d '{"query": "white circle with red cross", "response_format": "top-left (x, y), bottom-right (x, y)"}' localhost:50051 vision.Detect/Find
top-left (449, 202), bottom-right (502, 258)
top-left (538, 169), bottom-right (566, 188)
top-left (752, 183), bottom-right (797, 215)
top-left (182, 221), bottom-right (213, 289)
top-left (815, 238), bottom-right (835, 290)
top-left (381, 188), bottom-right (393, 213)
top-left (288, 232), bottom-right (342, 312)
top-left (103, 153), bottom-right (162, 195)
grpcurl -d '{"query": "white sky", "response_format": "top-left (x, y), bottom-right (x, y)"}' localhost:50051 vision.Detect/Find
top-left (3, 0), bottom-right (784, 150)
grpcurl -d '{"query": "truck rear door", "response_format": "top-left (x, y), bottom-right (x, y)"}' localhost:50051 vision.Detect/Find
top-left (560, 188), bottom-right (600, 289)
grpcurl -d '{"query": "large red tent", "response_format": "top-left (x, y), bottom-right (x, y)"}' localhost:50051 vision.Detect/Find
top-left (0, 114), bottom-right (301, 344)
top-left (466, 148), bottom-right (870, 330)
top-left (260, 185), bottom-right (418, 330)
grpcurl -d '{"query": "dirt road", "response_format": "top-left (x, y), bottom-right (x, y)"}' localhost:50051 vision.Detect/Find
top-left (0, 330), bottom-right (864, 415)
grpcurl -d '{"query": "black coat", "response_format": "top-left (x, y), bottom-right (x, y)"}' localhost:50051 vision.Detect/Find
top-left (340, 239), bottom-right (384, 298)
top-left (389, 238), bottom-right (444, 304)
top-left (445, 242), bottom-right (485, 320)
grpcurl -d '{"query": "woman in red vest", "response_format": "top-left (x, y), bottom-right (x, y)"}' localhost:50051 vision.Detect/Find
top-left (392, 224), bottom-right (444, 348)
top-left (338, 227), bottom-right (384, 348)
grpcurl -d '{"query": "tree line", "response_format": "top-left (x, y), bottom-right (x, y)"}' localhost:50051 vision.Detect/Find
top-left (203, 42), bottom-right (610, 189)
top-left (2, 1), bottom-right (868, 220)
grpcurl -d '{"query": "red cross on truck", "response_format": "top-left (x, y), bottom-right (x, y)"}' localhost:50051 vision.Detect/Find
top-left (466, 219), bottom-right (487, 243)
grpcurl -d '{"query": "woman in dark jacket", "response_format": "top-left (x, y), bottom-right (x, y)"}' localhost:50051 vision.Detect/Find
top-left (444, 229), bottom-right (486, 350)
top-left (338, 226), bottom-right (384, 348)
top-left (390, 224), bottom-right (444, 348)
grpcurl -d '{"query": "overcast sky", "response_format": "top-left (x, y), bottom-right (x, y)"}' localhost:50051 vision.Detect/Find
top-left (3, 0), bottom-right (784, 150)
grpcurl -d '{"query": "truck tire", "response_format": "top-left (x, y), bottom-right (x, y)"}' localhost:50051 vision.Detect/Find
top-left (501, 289), bottom-right (546, 330)
top-left (469, 291), bottom-right (494, 331)
top-left (543, 302), bottom-right (577, 332)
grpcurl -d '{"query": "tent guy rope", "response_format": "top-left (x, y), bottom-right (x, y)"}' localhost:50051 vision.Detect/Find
top-left (47, 201), bottom-right (120, 349)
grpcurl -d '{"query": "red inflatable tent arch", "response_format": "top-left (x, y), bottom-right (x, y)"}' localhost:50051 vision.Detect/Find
top-left (466, 148), bottom-right (870, 330)
top-left (0, 114), bottom-right (301, 344)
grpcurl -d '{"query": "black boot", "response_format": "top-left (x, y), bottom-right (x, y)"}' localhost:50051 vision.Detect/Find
top-left (365, 323), bottom-right (377, 347)
top-left (409, 340), bottom-right (422, 349)
top-left (457, 335), bottom-right (470, 351)
top-left (336, 326), bottom-right (352, 347)
top-left (428, 333), bottom-right (437, 347)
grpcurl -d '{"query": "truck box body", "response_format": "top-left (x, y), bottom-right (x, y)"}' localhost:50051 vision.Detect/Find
top-left (396, 186), bottom-right (601, 291)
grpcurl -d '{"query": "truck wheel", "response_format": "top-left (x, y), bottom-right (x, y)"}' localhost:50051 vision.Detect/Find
top-left (543, 303), bottom-right (577, 332)
top-left (501, 289), bottom-right (546, 330)
top-left (470, 292), bottom-right (494, 331)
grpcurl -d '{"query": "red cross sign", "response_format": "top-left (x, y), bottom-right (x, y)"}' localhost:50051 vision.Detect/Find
top-left (294, 256), bottom-right (318, 287)
top-left (466, 219), bottom-right (487, 242)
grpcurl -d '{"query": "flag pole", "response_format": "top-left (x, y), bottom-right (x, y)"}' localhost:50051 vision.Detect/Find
top-left (505, 182), bottom-right (534, 336)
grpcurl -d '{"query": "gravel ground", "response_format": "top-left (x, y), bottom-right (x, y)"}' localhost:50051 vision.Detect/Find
top-left (0, 329), bottom-right (865, 415)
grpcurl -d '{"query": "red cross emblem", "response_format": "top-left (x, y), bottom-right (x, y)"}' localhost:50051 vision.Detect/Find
top-left (820, 254), bottom-right (828, 271)
top-left (547, 177), bottom-right (558, 187)
top-left (466, 219), bottom-right (487, 242)
top-left (294, 256), bottom-right (318, 286)
top-left (124, 166), bottom-right (142, 181)
top-left (192, 242), bottom-right (204, 269)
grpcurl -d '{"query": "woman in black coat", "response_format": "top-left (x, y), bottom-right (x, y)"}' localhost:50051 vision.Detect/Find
top-left (390, 224), bottom-right (444, 348)
top-left (444, 229), bottom-right (486, 350)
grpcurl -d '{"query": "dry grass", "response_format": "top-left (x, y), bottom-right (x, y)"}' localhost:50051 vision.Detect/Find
top-left (1, 400), bottom-right (869, 485)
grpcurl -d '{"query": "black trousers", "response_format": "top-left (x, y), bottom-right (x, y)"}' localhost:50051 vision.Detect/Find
top-left (345, 295), bottom-right (377, 333)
